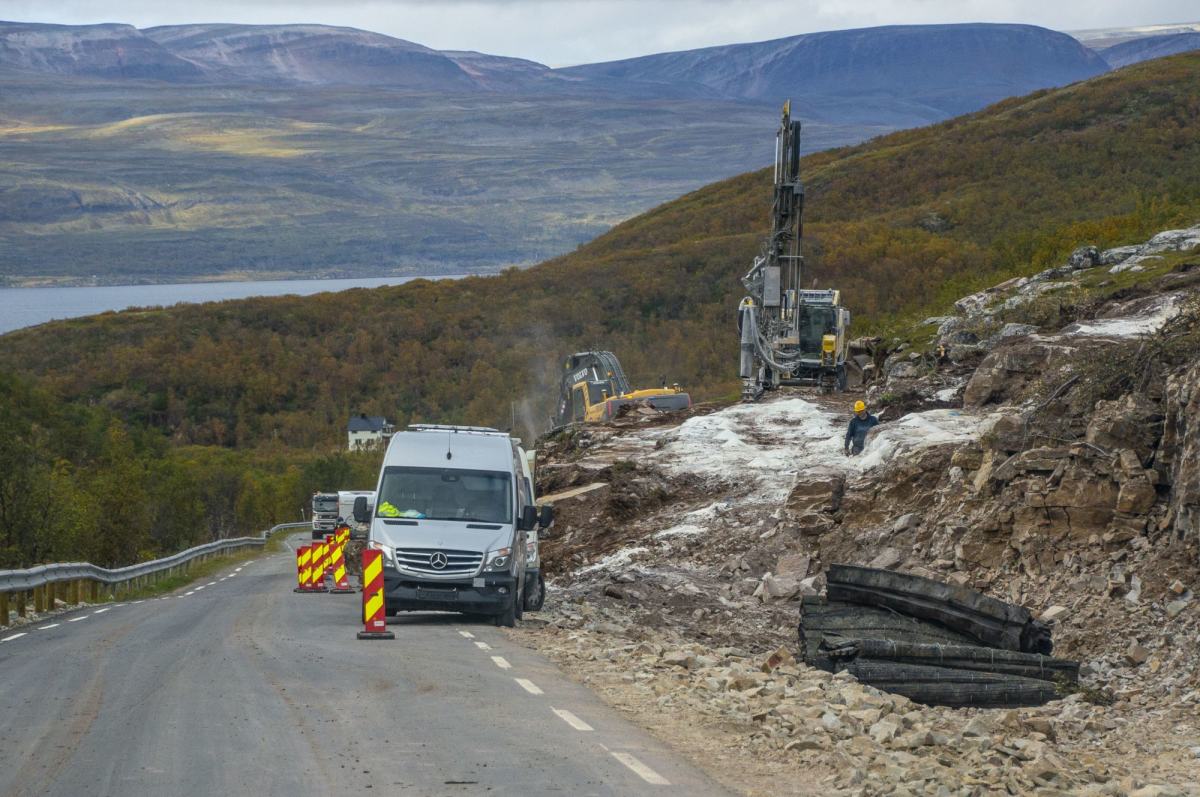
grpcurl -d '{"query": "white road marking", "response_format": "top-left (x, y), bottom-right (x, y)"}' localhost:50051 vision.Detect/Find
top-left (206, 581), bottom-right (216, 586)
top-left (1, 633), bottom-right (27, 642)
top-left (491, 656), bottom-right (512, 670)
top-left (183, 591), bottom-right (195, 596)
top-left (68, 616), bottom-right (87, 623)
top-left (611, 752), bottom-right (670, 785)
top-left (514, 678), bottom-right (543, 695)
top-left (228, 573), bottom-right (237, 578)
top-left (551, 708), bottom-right (594, 731)
top-left (194, 586), bottom-right (205, 592)
top-left (132, 600), bottom-right (145, 605)
top-left (93, 608), bottom-right (111, 615)
top-left (474, 641), bottom-right (492, 651)
top-left (38, 624), bottom-right (60, 630)
top-left (458, 631), bottom-right (475, 639)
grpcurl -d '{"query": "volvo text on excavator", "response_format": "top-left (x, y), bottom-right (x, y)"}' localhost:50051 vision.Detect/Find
top-left (738, 101), bottom-right (850, 400)
top-left (553, 351), bottom-right (690, 428)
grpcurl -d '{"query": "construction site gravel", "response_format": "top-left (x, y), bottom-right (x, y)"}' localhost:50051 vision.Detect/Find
top-left (510, 226), bottom-right (1200, 797)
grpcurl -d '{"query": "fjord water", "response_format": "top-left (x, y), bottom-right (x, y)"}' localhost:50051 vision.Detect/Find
top-left (0, 276), bottom-right (448, 335)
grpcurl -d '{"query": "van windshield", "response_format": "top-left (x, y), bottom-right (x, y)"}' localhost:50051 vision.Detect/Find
top-left (376, 467), bottom-right (512, 524)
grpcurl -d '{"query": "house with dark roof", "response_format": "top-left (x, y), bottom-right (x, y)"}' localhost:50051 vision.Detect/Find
top-left (347, 413), bottom-right (394, 450)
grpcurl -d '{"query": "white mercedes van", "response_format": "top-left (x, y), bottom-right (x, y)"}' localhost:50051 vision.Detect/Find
top-left (354, 425), bottom-right (551, 627)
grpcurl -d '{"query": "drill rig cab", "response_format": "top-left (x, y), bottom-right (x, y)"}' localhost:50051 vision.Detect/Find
top-left (553, 351), bottom-right (690, 428)
top-left (739, 101), bottom-right (850, 400)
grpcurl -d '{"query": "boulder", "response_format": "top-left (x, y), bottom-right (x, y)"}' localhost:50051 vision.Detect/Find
top-left (786, 474), bottom-right (845, 516)
top-left (1115, 475), bottom-right (1157, 514)
top-left (992, 323), bottom-right (1038, 343)
top-left (984, 413), bottom-right (1028, 454)
top-left (1085, 394), bottom-right (1164, 465)
top-left (1067, 245), bottom-right (1100, 270)
top-left (1125, 642), bottom-right (1150, 666)
top-left (1039, 605), bottom-right (1069, 624)
top-left (869, 548), bottom-right (904, 570)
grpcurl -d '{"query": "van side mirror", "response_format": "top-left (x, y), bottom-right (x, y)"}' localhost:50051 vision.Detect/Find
top-left (353, 496), bottom-right (370, 523)
top-left (519, 505), bottom-right (538, 531)
top-left (538, 505), bottom-right (554, 528)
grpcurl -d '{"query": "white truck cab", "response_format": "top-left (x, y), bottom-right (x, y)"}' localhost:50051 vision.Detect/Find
top-left (355, 425), bottom-right (551, 627)
top-left (338, 490), bottom-right (375, 539)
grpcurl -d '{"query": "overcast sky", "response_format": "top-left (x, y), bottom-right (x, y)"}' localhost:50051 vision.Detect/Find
top-left (3, 0), bottom-right (1198, 66)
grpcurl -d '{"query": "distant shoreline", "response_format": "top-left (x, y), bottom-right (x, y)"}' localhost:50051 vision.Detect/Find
top-left (0, 268), bottom-right (502, 290)
top-left (0, 273), bottom-right (474, 336)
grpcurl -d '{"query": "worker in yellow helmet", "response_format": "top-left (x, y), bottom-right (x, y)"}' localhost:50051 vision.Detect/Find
top-left (844, 399), bottom-right (880, 457)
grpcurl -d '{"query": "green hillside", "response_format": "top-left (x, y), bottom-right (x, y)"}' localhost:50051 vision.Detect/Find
top-left (2, 53), bottom-right (1199, 451)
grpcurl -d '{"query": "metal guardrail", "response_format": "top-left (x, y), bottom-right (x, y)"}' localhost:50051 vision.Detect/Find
top-left (0, 522), bottom-right (311, 625)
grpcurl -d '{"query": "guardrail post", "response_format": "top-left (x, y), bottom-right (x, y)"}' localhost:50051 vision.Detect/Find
top-left (70, 580), bottom-right (80, 605)
top-left (32, 585), bottom-right (44, 613)
top-left (16, 590), bottom-right (27, 618)
top-left (0, 592), bottom-right (9, 626)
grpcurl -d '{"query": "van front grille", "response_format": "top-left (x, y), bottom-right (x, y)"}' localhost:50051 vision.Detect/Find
top-left (394, 547), bottom-right (483, 576)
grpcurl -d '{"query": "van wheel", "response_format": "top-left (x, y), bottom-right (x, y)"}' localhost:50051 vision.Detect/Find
top-left (523, 573), bottom-right (546, 612)
top-left (494, 592), bottom-right (517, 628)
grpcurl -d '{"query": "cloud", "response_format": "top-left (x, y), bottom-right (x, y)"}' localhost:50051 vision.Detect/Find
top-left (3, 0), bottom-right (1197, 66)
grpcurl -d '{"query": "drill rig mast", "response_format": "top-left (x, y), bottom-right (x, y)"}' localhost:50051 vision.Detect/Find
top-left (738, 101), bottom-right (849, 401)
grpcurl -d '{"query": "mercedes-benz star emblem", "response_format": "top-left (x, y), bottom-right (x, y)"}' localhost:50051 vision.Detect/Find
top-left (429, 552), bottom-right (449, 570)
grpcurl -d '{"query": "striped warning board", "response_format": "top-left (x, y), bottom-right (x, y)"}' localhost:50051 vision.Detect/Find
top-left (309, 541), bottom-right (329, 593)
top-left (358, 548), bottom-right (393, 640)
top-left (294, 545), bottom-right (313, 593)
top-left (330, 535), bottom-right (353, 593)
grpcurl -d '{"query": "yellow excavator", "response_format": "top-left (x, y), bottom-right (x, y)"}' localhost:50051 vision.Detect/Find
top-left (553, 351), bottom-right (690, 428)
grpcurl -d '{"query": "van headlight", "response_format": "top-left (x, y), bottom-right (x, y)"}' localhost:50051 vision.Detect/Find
top-left (369, 540), bottom-right (395, 567)
top-left (484, 547), bottom-right (512, 572)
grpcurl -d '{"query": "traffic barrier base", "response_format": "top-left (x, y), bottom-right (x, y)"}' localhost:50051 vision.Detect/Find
top-left (357, 548), bottom-right (394, 640)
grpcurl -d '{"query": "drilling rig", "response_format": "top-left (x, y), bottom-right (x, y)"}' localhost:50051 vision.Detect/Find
top-left (738, 101), bottom-right (850, 401)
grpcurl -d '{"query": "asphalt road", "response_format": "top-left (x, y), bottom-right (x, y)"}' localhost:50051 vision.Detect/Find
top-left (0, 537), bottom-right (732, 797)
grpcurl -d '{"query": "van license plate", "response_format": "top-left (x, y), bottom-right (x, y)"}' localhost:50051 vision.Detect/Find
top-left (473, 578), bottom-right (485, 588)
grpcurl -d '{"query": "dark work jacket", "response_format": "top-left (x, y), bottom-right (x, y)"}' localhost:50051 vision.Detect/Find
top-left (845, 413), bottom-right (880, 453)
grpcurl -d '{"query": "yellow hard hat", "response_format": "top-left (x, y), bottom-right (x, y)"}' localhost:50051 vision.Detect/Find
top-left (853, 400), bottom-right (867, 413)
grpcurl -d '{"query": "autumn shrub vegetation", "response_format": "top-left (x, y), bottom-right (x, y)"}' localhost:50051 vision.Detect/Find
top-left (2, 54), bottom-right (1199, 567)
